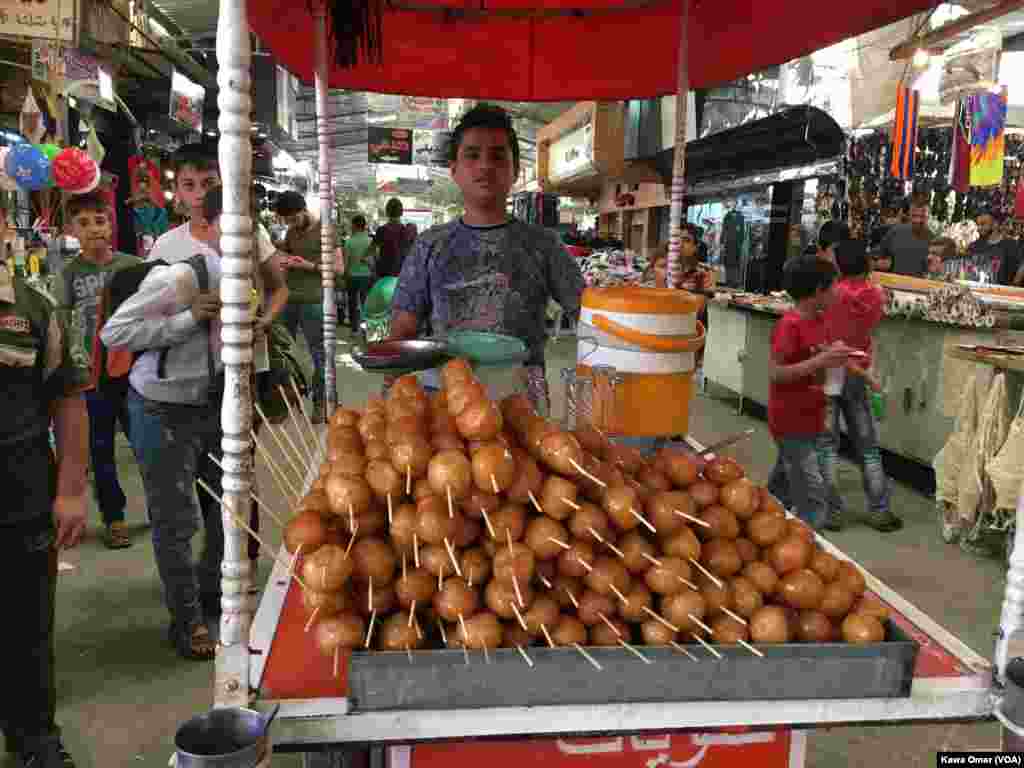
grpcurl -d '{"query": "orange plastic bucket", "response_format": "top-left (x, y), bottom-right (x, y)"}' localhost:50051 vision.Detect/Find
top-left (577, 287), bottom-right (705, 438)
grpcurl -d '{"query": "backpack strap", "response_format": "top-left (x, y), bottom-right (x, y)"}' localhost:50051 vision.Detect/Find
top-left (156, 254), bottom-right (215, 384)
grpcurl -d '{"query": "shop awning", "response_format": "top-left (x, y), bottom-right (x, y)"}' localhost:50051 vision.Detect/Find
top-left (249, 0), bottom-right (938, 101)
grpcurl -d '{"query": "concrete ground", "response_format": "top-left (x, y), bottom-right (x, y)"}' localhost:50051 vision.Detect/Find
top-left (6, 333), bottom-right (1006, 767)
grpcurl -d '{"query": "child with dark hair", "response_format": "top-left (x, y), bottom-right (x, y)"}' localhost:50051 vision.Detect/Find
top-left (820, 239), bottom-right (899, 532)
top-left (57, 191), bottom-right (142, 549)
top-left (766, 259), bottom-right (854, 530)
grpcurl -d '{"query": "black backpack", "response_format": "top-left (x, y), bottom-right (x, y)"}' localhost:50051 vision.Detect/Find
top-left (95, 253), bottom-right (211, 397)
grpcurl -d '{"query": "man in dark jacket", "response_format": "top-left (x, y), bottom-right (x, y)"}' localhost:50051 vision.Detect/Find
top-left (374, 198), bottom-right (414, 278)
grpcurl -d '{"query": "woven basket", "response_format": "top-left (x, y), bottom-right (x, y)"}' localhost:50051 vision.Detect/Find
top-left (934, 372), bottom-right (982, 506)
top-left (987, 390), bottom-right (1024, 512)
top-left (957, 372), bottom-right (1010, 527)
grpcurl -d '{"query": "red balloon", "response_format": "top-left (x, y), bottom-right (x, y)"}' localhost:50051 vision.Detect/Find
top-left (52, 148), bottom-right (98, 193)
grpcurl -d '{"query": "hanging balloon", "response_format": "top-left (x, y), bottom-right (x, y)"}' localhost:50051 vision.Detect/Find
top-left (5, 143), bottom-right (50, 191)
top-left (39, 143), bottom-right (61, 161)
top-left (52, 147), bottom-right (99, 194)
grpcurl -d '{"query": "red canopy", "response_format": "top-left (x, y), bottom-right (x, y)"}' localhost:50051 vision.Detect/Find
top-left (250, 0), bottom-right (933, 101)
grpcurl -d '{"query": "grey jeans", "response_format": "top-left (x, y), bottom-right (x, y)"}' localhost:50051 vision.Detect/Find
top-left (126, 388), bottom-right (223, 634)
top-left (767, 435), bottom-right (828, 530)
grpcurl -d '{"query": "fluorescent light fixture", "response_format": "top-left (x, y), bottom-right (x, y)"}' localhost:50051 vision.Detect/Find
top-left (367, 114), bottom-right (397, 123)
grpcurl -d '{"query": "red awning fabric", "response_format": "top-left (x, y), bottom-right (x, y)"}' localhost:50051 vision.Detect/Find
top-left (249, 0), bottom-right (936, 101)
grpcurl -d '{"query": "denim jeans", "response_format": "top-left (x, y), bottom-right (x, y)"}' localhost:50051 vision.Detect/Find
top-left (281, 302), bottom-right (324, 407)
top-left (126, 388), bottom-right (224, 634)
top-left (767, 436), bottom-right (828, 530)
top-left (818, 378), bottom-right (891, 517)
top-left (85, 388), bottom-right (132, 526)
top-left (0, 513), bottom-right (57, 756)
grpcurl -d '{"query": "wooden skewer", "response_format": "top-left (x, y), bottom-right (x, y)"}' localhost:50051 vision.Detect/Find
top-left (333, 647), bottom-right (339, 678)
top-left (287, 543), bottom-right (303, 580)
top-left (195, 478), bottom-right (308, 591)
top-left (412, 616), bottom-right (422, 641)
top-left (738, 639), bottom-right (764, 657)
top-left (511, 602), bottom-right (528, 631)
top-left (692, 632), bottom-right (722, 659)
top-left (344, 532), bottom-right (357, 559)
top-left (290, 377), bottom-right (321, 454)
top-left (516, 645), bottom-right (535, 667)
top-left (528, 490), bottom-right (543, 514)
top-left (619, 639), bottom-right (653, 664)
top-left (207, 454), bottom-right (285, 528)
top-left (462, 642), bottom-right (471, 666)
top-left (254, 401), bottom-right (307, 480)
top-left (561, 497), bottom-right (582, 511)
top-left (459, 614), bottom-right (470, 648)
top-left (406, 646), bottom-right (413, 664)
top-left (642, 606), bottom-right (679, 633)
top-left (573, 642), bottom-right (603, 670)
top-left (630, 508), bottom-right (657, 534)
top-left (587, 527), bottom-right (625, 560)
top-left (408, 600), bottom-right (416, 627)
top-left (482, 641), bottom-right (491, 665)
top-left (402, 553), bottom-right (407, 583)
top-left (304, 605), bottom-right (320, 633)
top-left (480, 508), bottom-right (497, 539)
top-left (365, 611), bottom-right (376, 648)
top-left (443, 538), bottom-right (463, 577)
top-left (679, 576), bottom-right (700, 591)
top-left (413, 532), bottom-right (420, 569)
top-left (688, 557), bottom-right (724, 589)
top-left (437, 618), bottom-right (447, 644)
top-left (387, 493), bottom-right (393, 525)
top-left (641, 552), bottom-right (664, 568)
top-left (538, 573), bottom-right (553, 589)
top-left (252, 430), bottom-right (300, 503)
top-left (675, 509), bottom-right (711, 529)
top-left (349, 504), bottom-right (356, 535)
top-left (548, 537), bottom-right (571, 551)
top-left (689, 614), bottom-right (714, 635)
top-left (571, 458), bottom-right (606, 488)
top-left (406, 465), bottom-right (411, 496)
top-left (279, 384), bottom-right (315, 467)
top-left (446, 485), bottom-right (454, 519)
top-left (511, 571), bottom-right (525, 608)
top-left (575, 555), bottom-right (593, 573)
top-left (563, 585), bottom-right (580, 609)
top-left (721, 607), bottom-right (748, 626)
top-left (608, 584), bottom-right (629, 606)
top-left (368, 576), bottom-right (374, 613)
top-left (541, 624), bottom-right (556, 648)
top-left (671, 641), bottom-right (698, 661)
top-left (438, 569), bottom-right (444, 592)
top-left (505, 527), bottom-right (515, 556)
top-left (320, 563), bottom-right (328, 591)
top-left (597, 611), bottom-right (621, 637)
top-left (491, 474), bottom-right (501, 495)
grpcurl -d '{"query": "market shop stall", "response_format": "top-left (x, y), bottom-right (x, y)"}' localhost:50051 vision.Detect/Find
top-left (195, 0), bottom-right (1024, 763)
top-left (703, 275), bottom-right (1024, 466)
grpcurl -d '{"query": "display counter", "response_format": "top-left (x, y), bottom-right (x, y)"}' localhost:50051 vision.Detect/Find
top-left (703, 285), bottom-right (1024, 467)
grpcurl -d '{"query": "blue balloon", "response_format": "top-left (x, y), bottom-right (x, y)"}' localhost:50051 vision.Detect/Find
top-left (5, 143), bottom-right (50, 191)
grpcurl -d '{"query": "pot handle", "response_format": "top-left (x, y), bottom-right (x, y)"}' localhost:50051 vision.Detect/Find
top-left (590, 314), bottom-right (706, 353)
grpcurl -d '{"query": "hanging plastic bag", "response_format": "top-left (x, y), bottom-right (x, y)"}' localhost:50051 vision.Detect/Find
top-left (987, 388), bottom-right (1024, 513)
top-left (934, 372), bottom-right (981, 509)
top-left (958, 372), bottom-right (1010, 545)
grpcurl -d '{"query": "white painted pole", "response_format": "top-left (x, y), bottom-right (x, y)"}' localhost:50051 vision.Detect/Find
top-left (316, 1), bottom-right (338, 417)
top-left (214, 0), bottom-right (255, 708)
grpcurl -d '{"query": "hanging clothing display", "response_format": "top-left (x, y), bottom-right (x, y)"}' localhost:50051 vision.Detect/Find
top-left (968, 91), bottom-right (1007, 188)
top-left (889, 85), bottom-right (919, 180)
top-left (948, 99), bottom-right (970, 194)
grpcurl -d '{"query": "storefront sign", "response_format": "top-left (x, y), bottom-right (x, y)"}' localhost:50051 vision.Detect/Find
top-left (0, 0), bottom-right (76, 42)
top-left (412, 129), bottom-right (450, 168)
top-left (549, 116), bottom-right (594, 181)
top-left (368, 126), bottom-right (412, 165)
top-left (169, 69), bottom-right (205, 132)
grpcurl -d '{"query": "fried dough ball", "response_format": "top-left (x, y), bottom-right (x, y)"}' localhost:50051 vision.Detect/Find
top-left (302, 544), bottom-right (353, 591)
top-left (471, 442), bottom-right (516, 494)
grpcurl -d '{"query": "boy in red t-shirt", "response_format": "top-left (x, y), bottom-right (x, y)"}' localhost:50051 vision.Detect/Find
top-left (766, 258), bottom-right (853, 530)
top-left (820, 240), bottom-right (900, 533)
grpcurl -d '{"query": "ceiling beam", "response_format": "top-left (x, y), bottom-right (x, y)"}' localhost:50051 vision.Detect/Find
top-left (890, 0), bottom-right (1024, 59)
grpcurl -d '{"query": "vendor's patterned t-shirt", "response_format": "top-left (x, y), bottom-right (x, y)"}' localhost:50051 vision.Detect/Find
top-left (392, 218), bottom-right (584, 366)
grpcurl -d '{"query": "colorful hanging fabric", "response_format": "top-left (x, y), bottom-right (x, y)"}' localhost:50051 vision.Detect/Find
top-left (889, 85), bottom-right (919, 180)
top-left (948, 98), bottom-right (971, 194)
top-left (968, 91), bottom-right (1007, 188)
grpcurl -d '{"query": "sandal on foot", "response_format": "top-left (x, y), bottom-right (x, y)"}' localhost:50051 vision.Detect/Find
top-left (104, 521), bottom-right (131, 549)
top-left (171, 622), bottom-right (216, 661)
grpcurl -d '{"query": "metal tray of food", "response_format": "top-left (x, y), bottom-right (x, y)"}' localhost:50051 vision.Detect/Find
top-left (351, 340), bottom-right (450, 372)
top-left (345, 622), bottom-right (918, 711)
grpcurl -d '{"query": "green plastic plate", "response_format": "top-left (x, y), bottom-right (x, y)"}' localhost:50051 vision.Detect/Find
top-left (445, 331), bottom-right (528, 366)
